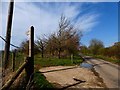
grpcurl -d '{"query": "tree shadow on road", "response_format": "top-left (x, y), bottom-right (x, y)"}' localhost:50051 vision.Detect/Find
top-left (59, 78), bottom-right (86, 90)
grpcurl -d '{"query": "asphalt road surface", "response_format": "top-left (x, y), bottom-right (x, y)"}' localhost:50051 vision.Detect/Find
top-left (84, 56), bottom-right (120, 88)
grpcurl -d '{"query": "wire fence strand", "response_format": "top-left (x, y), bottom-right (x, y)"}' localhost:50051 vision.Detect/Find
top-left (0, 35), bottom-right (20, 48)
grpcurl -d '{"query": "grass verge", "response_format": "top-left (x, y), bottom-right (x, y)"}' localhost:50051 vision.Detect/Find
top-left (34, 55), bottom-right (83, 68)
top-left (89, 55), bottom-right (120, 65)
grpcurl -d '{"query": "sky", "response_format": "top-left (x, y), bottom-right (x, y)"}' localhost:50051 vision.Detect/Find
top-left (0, 1), bottom-right (118, 50)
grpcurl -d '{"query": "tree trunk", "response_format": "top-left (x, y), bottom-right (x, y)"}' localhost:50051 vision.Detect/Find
top-left (58, 48), bottom-right (61, 59)
top-left (41, 50), bottom-right (44, 58)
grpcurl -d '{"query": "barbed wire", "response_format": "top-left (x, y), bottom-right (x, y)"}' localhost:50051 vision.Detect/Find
top-left (0, 35), bottom-right (20, 49)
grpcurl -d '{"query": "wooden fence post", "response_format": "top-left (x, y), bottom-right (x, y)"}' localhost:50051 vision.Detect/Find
top-left (12, 49), bottom-right (16, 72)
top-left (25, 26), bottom-right (34, 84)
top-left (4, 0), bottom-right (14, 69)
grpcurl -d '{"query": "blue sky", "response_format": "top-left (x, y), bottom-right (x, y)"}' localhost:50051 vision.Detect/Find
top-left (1, 2), bottom-right (118, 50)
top-left (81, 2), bottom-right (118, 47)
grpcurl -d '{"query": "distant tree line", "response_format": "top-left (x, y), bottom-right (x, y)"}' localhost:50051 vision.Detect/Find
top-left (81, 39), bottom-right (120, 59)
top-left (18, 15), bottom-right (82, 59)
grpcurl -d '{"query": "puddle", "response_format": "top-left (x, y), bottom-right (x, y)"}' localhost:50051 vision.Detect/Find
top-left (80, 62), bottom-right (93, 69)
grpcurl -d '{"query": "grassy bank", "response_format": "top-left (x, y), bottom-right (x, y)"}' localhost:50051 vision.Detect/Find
top-left (33, 72), bottom-right (54, 89)
top-left (88, 54), bottom-right (120, 65)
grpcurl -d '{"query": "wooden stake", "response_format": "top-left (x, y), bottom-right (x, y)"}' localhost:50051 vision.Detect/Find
top-left (4, 0), bottom-right (14, 69)
top-left (25, 26), bottom-right (34, 84)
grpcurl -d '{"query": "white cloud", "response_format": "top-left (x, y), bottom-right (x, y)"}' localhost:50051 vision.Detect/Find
top-left (74, 13), bottom-right (99, 32)
top-left (1, 2), bottom-right (99, 50)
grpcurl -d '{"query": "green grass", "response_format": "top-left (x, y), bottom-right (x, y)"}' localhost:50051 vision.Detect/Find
top-left (14, 52), bottom-right (25, 70)
top-left (34, 55), bottom-right (83, 68)
top-left (33, 72), bottom-right (54, 89)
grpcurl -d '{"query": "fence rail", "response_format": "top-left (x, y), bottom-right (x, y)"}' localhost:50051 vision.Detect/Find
top-left (1, 57), bottom-right (28, 90)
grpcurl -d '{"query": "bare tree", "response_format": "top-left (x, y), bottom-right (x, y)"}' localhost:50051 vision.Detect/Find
top-left (36, 37), bottom-right (47, 58)
top-left (57, 15), bottom-right (71, 59)
top-left (36, 15), bottom-right (83, 59)
top-left (19, 40), bottom-right (39, 56)
top-left (20, 40), bottom-right (29, 56)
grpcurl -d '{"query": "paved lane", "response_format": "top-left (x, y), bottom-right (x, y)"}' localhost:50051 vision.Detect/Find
top-left (85, 56), bottom-right (120, 88)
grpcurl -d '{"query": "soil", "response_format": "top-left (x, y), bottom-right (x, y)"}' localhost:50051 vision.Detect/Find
top-left (39, 66), bottom-right (106, 89)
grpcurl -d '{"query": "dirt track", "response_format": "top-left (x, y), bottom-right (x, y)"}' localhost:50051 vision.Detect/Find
top-left (39, 66), bottom-right (106, 89)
